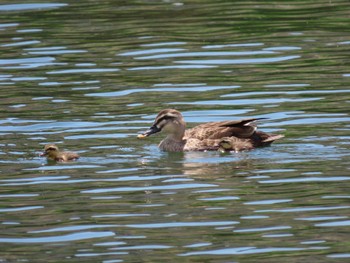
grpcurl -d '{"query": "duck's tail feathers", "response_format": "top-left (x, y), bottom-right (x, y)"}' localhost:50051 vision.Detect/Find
top-left (262, 134), bottom-right (285, 143)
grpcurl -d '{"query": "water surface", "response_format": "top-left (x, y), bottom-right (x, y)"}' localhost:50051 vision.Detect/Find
top-left (0, 1), bottom-right (349, 262)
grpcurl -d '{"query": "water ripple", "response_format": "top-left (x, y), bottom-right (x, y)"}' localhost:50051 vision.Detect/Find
top-left (0, 175), bottom-right (174, 186)
top-left (176, 55), bottom-right (300, 65)
top-left (29, 224), bottom-right (118, 233)
top-left (75, 252), bottom-right (127, 257)
top-left (0, 194), bottom-right (39, 198)
top-left (259, 177), bottom-right (350, 184)
top-left (244, 199), bottom-right (293, 205)
top-left (233, 226), bottom-right (291, 233)
top-left (0, 56), bottom-right (54, 66)
top-left (296, 216), bottom-right (348, 221)
top-left (328, 253), bottom-right (350, 258)
top-left (0, 231), bottom-right (115, 243)
top-left (0, 3), bottom-right (67, 11)
top-left (82, 183), bottom-right (217, 194)
top-left (2, 40), bottom-right (40, 47)
top-left (128, 64), bottom-right (216, 71)
top-left (111, 244), bottom-right (172, 250)
top-left (119, 48), bottom-right (186, 56)
top-left (141, 42), bottom-right (186, 47)
top-left (171, 97), bottom-right (320, 106)
top-left (222, 89), bottom-right (350, 98)
top-left (199, 196), bottom-right (240, 201)
top-left (179, 246), bottom-right (306, 256)
top-left (0, 206), bottom-right (43, 212)
top-left (86, 85), bottom-right (239, 97)
top-left (27, 49), bottom-right (87, 55)
top-left (92, 214), bottom-right (150, 218)
top-left (136, 50), bottom-right (274, 60)
top-left (315, 220), bottom-right (350, 227)
top-left (47, 68), bottom-right (119, 74)
top-left (256, 206), bottom-right (350, 213)
top-left (125, 221), bottom-right (238, 229)
top-left (202, 43), bottom-right (264, 49)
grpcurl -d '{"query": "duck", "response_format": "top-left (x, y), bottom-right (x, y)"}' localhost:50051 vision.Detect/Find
top-left (137, 109), bottom-right (284, 152)
top-left (40, 144), bottom-right (79, 162)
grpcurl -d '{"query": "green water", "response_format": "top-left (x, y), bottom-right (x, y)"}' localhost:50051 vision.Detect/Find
top-left (0, 1), bottom-right (349, 262)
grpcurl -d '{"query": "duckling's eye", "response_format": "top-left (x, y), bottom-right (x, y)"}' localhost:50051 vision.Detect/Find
top-left (47, 147), bottom-right (56, 151)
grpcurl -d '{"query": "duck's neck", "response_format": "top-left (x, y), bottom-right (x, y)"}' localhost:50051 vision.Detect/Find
top-left (167, 119), bottom-right (186, 142)
top-left (167, 131), bottom-right (185, 142)
top-left (159, 135), bottom-right (186, 152)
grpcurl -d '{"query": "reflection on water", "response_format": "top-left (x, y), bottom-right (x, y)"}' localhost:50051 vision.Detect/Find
top-left (0, 0), bottom-right (350, 262)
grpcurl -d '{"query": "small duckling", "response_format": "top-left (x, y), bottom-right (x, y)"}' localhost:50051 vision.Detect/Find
top-left (218, 138), bottom-right (254, 153)
top-left (40, 144), bottom-right (79, 162)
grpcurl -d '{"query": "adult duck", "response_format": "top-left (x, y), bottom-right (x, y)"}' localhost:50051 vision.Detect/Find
top-left (138, 109), bottom-right (284, 152)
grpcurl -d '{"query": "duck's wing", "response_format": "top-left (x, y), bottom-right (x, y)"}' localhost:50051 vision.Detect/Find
top-left (185, 118), bottom-right (266, 140)
top-left (219, 118), bottom-right (267, 127)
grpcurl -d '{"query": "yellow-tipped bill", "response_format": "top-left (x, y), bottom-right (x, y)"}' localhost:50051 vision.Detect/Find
top-left (137, 125), bottom-right (161, 139)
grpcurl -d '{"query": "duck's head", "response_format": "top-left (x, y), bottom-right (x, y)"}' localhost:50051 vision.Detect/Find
top-left (40, 144), bottom-right (59, 157)
top-left (138, 109), bottom-right (186, 139)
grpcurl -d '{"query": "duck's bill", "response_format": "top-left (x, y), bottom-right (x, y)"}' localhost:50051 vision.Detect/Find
top-left (137, 125), bottom-right (161, 139)
top-left (39, 152), bottom-right (47, 157)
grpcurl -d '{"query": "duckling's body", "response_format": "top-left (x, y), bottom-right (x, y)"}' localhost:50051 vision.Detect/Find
top-left (40, 144), bottom-right (79, 162)
top-left (138, 109), bottom-right (284, 152)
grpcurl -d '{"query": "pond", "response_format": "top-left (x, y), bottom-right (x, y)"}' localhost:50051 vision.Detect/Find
top-left (0, 1), bottom-right (350, 262)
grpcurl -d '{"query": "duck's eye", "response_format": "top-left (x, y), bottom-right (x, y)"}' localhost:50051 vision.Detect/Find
top-left (163, 115), bottom-right (174, 120)
top-left (158, 115), bottom-right (175, 122)
top-left (155, 115), bottom-right (174, 127)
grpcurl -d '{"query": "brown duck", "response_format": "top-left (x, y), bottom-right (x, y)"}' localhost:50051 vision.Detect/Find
top-left (138, 109), bottom-right (284, 152)
top-left (40, 144), bottom-right (79, 162)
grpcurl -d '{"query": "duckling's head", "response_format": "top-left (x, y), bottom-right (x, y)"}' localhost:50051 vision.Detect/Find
top-left (219, 139), bottom-right (232, 151)
top-left (40, 144), bottom-right (59, 158)
top-left (138, 109), bottom-right (186, 139)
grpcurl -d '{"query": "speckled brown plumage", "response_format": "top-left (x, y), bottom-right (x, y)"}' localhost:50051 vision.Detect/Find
top-left (138, 109), bottom-right (284, 152)
top-left (40, 144), bottom-right (79, 162)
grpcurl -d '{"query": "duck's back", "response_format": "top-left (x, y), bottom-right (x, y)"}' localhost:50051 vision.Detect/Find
top-left (57, 151), bottom-right (80, 162)
top-left (184, 118), bottom-right (260, 140)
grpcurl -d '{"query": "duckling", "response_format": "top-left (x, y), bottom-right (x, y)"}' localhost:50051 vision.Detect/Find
top-left (138, 109), bottom-right (284, 152)
top-left (40, 144), bottom-right (79, 162)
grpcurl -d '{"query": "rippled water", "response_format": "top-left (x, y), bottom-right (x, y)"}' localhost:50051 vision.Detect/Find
top-left (1, 1), bottom-right (350, 262)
